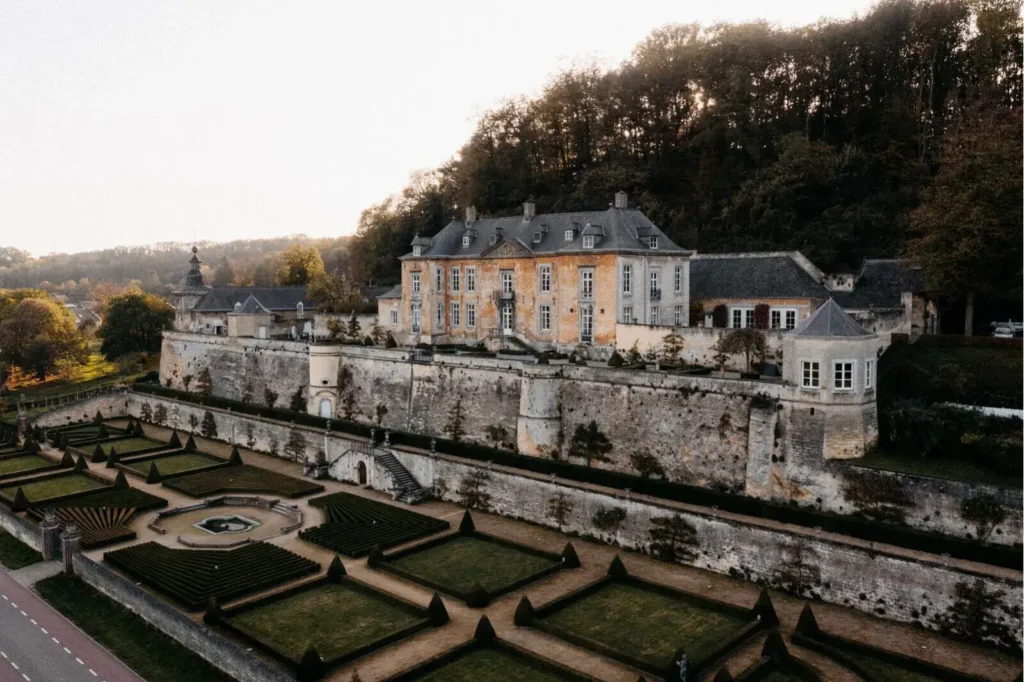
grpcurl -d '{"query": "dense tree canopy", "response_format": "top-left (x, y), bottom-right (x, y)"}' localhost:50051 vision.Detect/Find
top-left (350, 0), bottom-right (1022, 281)
top-left (97, 290), bottom-right (175, 360)
top-left (0, 297), bottom-right (89, 380)
top-left (275, 244), bottom-right (326, 286)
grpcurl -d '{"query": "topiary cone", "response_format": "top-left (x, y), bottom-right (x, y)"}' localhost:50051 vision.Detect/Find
top-left (203, 598), bottom-right (222, 624)
top-left (761, 629), bottom-right (788, 661)
top-left (297, 645), bottom-right (324, 682)
top-left (113, 470), bottom-right (129, 489)
top-left (93, 410), bottom-right (103, 424)
top-left (473, 615), bottom-right (496, 641)
top-left (145, 462), bottom-right (162, 484)
top-left (73, 455), bottom-right (87, 474)
top-left (752, 588), bottom-right (779, 627)
top-left (561, 542), bottom-right (580, 569)
top-left (607, 554), bottom-right (628, 578)
top-left (427, 593), bottom-right (449, 625)
top-left (327, 555), bottom-right (346, 582)
top-left (60, 450), bottom-right (75, 467)
top-left (105, 447), bottom-right (119, 468)
top-left (92, 443), bottom-right (105, 463)
top-left (513, 596), bottom-right (535, 626)
top-left (11, 488), bottom-right (29, 512)
top-left (228, 446), bottom-right (242, 465)
top-left (458, 510), bottom-right (475, 534)
top-left (184, 435), bottom-right (197, 453)
top-left (465, 583), bottom-right (489, 608)
top-left (794, 603), bottom-right (819, 636)
top-left (367, 545), bottom-right (384, 568)
top-left (168, 431), bottom-right (181, 448)
top-left (133, 421), bottom-right (144, 436)
top-left (712, 670), bottom-right (734, 682)
top-left (97, 424), bottom-right (108, 439)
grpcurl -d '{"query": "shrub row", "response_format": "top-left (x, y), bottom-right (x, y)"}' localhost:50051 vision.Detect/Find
top-left (299, 493), bottom-right (449, 557)
top-left (161, 464), bottom-right (324, 499)
top-left (131, 382), bottom-right (1022, 570)
top-left (104, 541), bottom-right (320, 610)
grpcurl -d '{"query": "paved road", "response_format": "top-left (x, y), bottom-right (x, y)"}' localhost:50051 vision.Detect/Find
top-left (0, 569), bottom-right (144, 682)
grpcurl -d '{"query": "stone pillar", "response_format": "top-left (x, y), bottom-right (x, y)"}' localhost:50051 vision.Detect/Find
top-left (517, 367), bottom-right (562, 457)
top-left (40, 509), bottom-right (61, 561)
top-left (60, 524), bottom-right (81, 575)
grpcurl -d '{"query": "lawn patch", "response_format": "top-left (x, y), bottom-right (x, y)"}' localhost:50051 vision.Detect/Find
top-left (124, 452), bottom-right (229, 479)
top-left (0, 471), bottom-right (107, 507)
top-left (213, 570), bottom-right (443, 679)
top-left (96, 436), bottom-right (170, 456)
top-left (0, 453), bottom-right (64, 480)
top-left (376, 512), bottom-right (569, 607)
top-left (36, 573), bottom-right (234, 682)
top-left (104, 541), bottom-right (320, 610)
top-left (384, 616), bottom-right (598, 682)
top-left (162, 464), bottom-right (324, 499)
top-left (792, 604), bottom-right (989, 682)
top-left (0, 529), bottom-right (42, 569)
top-left (298, 492), bottom-right (449, 557)
top-left (524, 556), bottom-right (776, 680)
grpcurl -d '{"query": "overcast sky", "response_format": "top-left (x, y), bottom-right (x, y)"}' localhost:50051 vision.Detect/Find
top-left (0, 0), bottom-right (878, 257)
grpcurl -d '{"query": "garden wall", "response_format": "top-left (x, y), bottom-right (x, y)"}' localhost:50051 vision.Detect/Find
top-left (614, 323), bottom-right (787, 369)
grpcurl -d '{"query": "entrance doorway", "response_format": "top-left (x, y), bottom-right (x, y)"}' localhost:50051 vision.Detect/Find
top-left (356, 461), bottom-right (367, 485)
top-left (501, 305), bottom-right (514, 335)
top-left (319, 398), bottom-right (332, 419)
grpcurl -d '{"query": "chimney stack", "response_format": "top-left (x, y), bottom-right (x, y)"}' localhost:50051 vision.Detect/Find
top-left (465, 206), bottom-right (477, 223)
top-left (523, 201), bottom-right (536, 222)
top-left (614, 191), bottom-right (628, 209)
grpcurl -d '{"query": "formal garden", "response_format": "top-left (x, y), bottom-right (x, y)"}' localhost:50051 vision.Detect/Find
top-left (162, 463), bottom-right (325, 498)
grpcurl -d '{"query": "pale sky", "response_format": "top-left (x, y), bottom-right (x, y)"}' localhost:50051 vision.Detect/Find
top-left (0, 0), bottom-right (878, 257)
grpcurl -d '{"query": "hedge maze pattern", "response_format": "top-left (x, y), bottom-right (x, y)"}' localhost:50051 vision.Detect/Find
top-left (105, 541), bottom-right (320, 609)
top-left (29, 487), bottom-right (167, 548)
top-left (161, 465), bottom-right (324, 499)
top-left (299, 493), bottom-right (449, 557)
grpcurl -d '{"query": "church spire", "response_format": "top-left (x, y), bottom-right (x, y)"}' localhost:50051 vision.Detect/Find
top-left (184, 244), bottom-right (206, 289)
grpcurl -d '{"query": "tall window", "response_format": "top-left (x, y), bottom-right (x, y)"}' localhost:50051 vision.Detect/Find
top-left (580, 269), bottom-right (594, 300)
top-left (466, 267), bottom-right (476, 292)
top-left (770, 310), bottom-right (781, 329)
top-left (436, 302), bottom-right (444, 327)
top-left (582, 234), bottom-right (595, 249)
top-left (622, 264), bottom-right (632, 294)
top-left (501, 271), bottom-right (514, 294)
top-left (539, 265), bottom-right (551, 293)
top-left (450, 267), bottom-right (460, 292)
top-left (411, 303), bottom-right (421, 331)
top-left (674, 266), bottom-right (682, 293)
top-left (390, 309), bottom-right (398, 325)
top-left (649, 270), bottom-right (659, 293)
top-left (865, 359), bottom-right (874, 390)
top-left (296, 302), bottom-right (304, 318)
top-left (623, 306), bottom-right (633, 323)
top-left (833, 361), bottom-right (854, 391)
top-left (411, 272), bottom-right (421, 294)
top-left (731, 307), bottom-right (754, 329)
top-left (540, 304), bottom-right (551, 331)
top-left (674, 305), bottom-right (683, 326)
top-left (786, 310), bottom-right (797, 330)
top-left (434, 268), bottom-right (443, 291)
top-left (649, 306), bottom-right (659, 325)
top-left (451, 302), bottom-right (460, 327)
top-left (466, 303), bottom-right (476, 328)
top-left (770, 308), bottom-right (798, 330)
top-left (801, 361), bottom-right (820, 389)
top-left (580, 305), bottom-right (593, 341)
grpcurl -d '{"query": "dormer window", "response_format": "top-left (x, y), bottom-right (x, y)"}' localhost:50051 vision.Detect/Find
top-left (582, 235), bottom-right (595, 249)
top-left (233, 302), bottom-right (242, 312)
top-left (462, 235), bottom-right (470, 248)
top-left (413, 245), bottom-right (422, 257)
top-left (488, 234), bottom-right (498, 246)
top-left (648, 236), bottom-right (658, 249)
top-left (296, 302), bottom-right (304, 319)
top-left (564, 230), bottom-right (574, 242)
top-left (533, 231), bottom-right (543, 244)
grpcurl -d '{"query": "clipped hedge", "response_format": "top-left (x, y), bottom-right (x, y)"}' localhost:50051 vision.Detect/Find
top-left (131, 382), bottom-right (1022, 570)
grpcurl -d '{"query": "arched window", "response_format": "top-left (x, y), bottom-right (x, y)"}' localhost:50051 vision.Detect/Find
top-left (296, 302), bottom-right (304, 319)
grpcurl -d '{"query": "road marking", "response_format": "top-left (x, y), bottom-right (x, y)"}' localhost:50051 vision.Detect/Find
top-left (76, 658), bottom-right (84, 665)
top-left (1, 594), bottom-right (6, 600)
top-left (51, 637), bottom-right (59, 644)
top-left (63, 647), bottom-right (71, 654)
top-left (10, 603), bottom-right (16, 608)
top-left (89, 670), bottom-right (97, 677)
top-left (10, 662), bottom-right (17, 670)
top-left (29, 619), bottom-right (36, 625)
top-left (19, 610), bottom-right (26, 616)
top-left (22, 674), bottom-right (29, 681)
top-left (1, 651), bottom-right (7, 658)
top-left (39, 628), bottom-right (47, 635)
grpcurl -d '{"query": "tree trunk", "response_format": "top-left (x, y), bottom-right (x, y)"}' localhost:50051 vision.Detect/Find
top-left (964, 291), bottom-right (976, 336)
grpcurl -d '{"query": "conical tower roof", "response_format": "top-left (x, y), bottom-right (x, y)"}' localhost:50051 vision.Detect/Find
top-left (790, 298), bottom-right (871, 338)
top-left (173, 245), bottom-right (211, 295)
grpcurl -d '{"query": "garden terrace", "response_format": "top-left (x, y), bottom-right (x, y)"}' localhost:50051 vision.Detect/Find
top-left (525, 559), bottom-right (776, 679)
top-left (122, 451), bottom-right (230, 480)
top-left (104, 541), bottom-right (320, 610)
top-left (299, 492), bottom-right (450, 557)
top-left (0, 452), bottom-right (67, 481)
top-left (214, 575), bottom-right (440, 678)
top-left (0, 471), bottom-right (110, 508)
top-left (384, 635), bottom-right (599, 682)
top-left (132, 382), bottom-right (1022, 570)
top-left (161, 464), bottom-right (324, 499)
top-left (792, 604), bottom-right (995, 682)
top-left (52, 485), bottom-right (168, 512)
top-left (94, 435), bottom-right (172, 457)
top-left (377, 515), bottom-right (567, 607)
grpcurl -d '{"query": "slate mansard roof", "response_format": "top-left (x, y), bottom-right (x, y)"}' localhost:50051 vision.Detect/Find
top-left (790, 299), bottom-right (872, 338)
top-left (229, 294), bottom-right (272, 316)
top-left (690, 253), bottom-right (829, 301)
top-left (191, 286), bottom-right (314, 312)
top-left (376, 285), bottom-right (403, 300)
top-left (831, 260), bottom-right (926, 311)
top-left (402, 205), bottom-right (691, 260)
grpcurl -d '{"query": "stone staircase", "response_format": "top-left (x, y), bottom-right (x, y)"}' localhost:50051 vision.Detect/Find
top-left (373, 449), bottom-right (428, 504)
